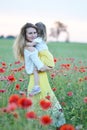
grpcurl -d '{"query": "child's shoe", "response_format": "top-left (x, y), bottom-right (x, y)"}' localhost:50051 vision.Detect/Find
top-left (29, 86), bottom-right (41, 96)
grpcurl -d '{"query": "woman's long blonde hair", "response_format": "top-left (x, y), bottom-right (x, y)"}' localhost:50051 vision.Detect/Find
top-left (13, 23), bottom-right (38, 61)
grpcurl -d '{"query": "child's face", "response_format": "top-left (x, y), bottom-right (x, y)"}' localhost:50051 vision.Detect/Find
top-left (26, 27), bottom-right (37, 42)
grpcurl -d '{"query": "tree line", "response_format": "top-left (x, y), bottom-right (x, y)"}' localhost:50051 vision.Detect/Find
top-left (0, 21), bottom-right (70, 42)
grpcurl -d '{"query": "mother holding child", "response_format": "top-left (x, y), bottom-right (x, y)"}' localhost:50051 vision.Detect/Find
top-left (13, 22), bottom-right (66, 130)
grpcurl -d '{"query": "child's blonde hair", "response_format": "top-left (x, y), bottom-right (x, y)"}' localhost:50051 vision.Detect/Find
top-left (13, 23), bottom-right (38, 61)
top-left (35, 22), bottom-right (47, 41)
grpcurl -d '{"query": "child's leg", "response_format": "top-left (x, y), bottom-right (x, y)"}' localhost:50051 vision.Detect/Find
top-left (29, 47), bottom-right (44, 70)
top-left (33, 67), bottom-right (40, 86)
top-left (29, 67), bottom-right (41, 96)
top-left (28, 47), bottom-right (53, 72)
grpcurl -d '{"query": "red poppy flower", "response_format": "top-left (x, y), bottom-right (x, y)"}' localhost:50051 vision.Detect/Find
top-left (7, 103), bottom-right (17, 112)
top-left (0, 68), bottom-right (5, 73)
top-left (54, 58), bottom-right (58, 63)
top-left (52, 87), bottom-right (57, 91)
top-left (45, 95), bottom-right (51, 100)
top-left (1, 62), bottom-right (6, 66)
top-left (0, 89), bottom-right (6, 93)
top-left (19, 78), bottom-right (24, 82)
top-left (26, 111), bottom-right (37, 119)
top-left (60, 124), bottom-right (75, 130)
top-left (15, 84), bottom-right (20, 90)
top-left (9, 94), bottom-right (20, 105)
top-left (39, 99), bottom-right (52, 110)
top-left (18, 97), bottom-right (32, 109)
top-left (84, 76), bottom-right (87, 80)
top-left (17, 67), bottom-right (23, 71)
top-left (14, 61), bottom-right (21, 64)
top-left (40, 115), bottom-right (52, 126)
top-left (79, 67), bottom-right (86, 73)
top-left (67, 91), bottom-right (73, 96)
top-left (83, 97), bottom-right (87, 103)
top-left (7, 75), bottom-right (16, 82)
top-left (50, 73), bottom-right (56, 79)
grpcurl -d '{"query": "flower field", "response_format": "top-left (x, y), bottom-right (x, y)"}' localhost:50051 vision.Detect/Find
top-left (0, 39), bottom-right (87, 130)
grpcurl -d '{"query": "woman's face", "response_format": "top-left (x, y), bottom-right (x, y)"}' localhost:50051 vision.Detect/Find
top-left (26, 27), bottom-right (37, 42)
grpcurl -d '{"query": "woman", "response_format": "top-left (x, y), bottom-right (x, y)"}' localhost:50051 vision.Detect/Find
top-left (13, 22), bottom-right (66, 130)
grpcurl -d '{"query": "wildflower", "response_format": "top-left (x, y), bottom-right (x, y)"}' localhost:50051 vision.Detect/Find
top-left (21, 65), bottom-right (25, 69)
top-left (83, 97), bottom-right (87, 103)
top-left (12, 112), bottom-right (19, 119)
top-left (79, 67), bottom-right (86, 73)
top-left (84, 76), bottom-right (87, 80)
top-left (45, 95), bottom-right (51, 100)
top-left (40, 115), bottom-right (52, 126)
top-left (7, 103), bottom-right (17, 112)
top-left (19, 78), bottom-right (24, 82)
top-left (15, 84), bottom-right (20, 90)
top-left (17, 67), bottom-right (23, 71)
top-left (1, 107), bottom-right (10, 113)
top-left (52, 87), bottom-right (57, 91)
top-left (54, 58), bottom-right (58, 63)
top-left (0, 68), bottom-right (5, 73)
top-left (14, 61), bottom-right (21, 64)
top-left (7, 75), bottom-right (16, 82)
top-left (9, 94), bottom-right (20, 105)
top-left (78, 78), bottom-right (84, 82)
top-left (9, 63), bottom-right (12, 66)
top-left (18, 97), bottom-right (32, 109)
top-left (60, 124), bottom-right (75, 130)
top-left (0, 89), bottom-right (6, 93)
top-left (61, 64), bottom-right (71, 70)
top-left (39, 99), bottom-right (52, 110)
top-left (50, 73), bottom-right (56, 79)
top-left (61, 102), bottom-right (66, 106)
top-left (1, 62), bottom-right (6, 67)
top-left (67, 91), bottom-right (73, 96)
top-left (26, 111), bottom-right (37, 119)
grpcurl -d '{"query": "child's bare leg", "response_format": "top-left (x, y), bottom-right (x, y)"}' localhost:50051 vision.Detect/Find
top-left (33, 67), bottom-right (39, 86)
top-left (29, 67), bottom-right (41, 96)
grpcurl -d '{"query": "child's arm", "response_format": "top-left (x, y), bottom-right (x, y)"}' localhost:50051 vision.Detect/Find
top-left (33, 37), bottom-right (42, 45)
top-left (26, 38), bottom-right (42, 47)
top-left (26, 42), bottom-right (37, 47)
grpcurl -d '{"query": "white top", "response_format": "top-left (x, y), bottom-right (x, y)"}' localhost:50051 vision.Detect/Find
top-left (24, 49), bottom-right (34, 74)
top-left (24, 48), bottom-right (44, 74)
top-left (33, 37), bottom-right (48, 52)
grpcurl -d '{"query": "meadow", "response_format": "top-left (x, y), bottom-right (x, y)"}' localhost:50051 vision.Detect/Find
top-left (0, 39), bottom-right (87, 130)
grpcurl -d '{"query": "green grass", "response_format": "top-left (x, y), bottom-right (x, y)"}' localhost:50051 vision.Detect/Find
top-left (0, 39), bottom-right (87, 130)
top-left (0, 39), bottom-right (15, 62)
top-left (0, 39), bottom-right (87, 62)
top-left (48, 41), bottom-right (87, 60)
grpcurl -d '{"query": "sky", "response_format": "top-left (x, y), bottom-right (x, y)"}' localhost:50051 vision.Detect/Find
top-left (0, 0), bottom-right (87, 42)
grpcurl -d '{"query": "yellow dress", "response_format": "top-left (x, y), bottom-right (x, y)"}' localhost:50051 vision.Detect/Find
top-left (38, 50), bottom-right (55, 68)
top-left (27, 51), bottom-right (66, 129)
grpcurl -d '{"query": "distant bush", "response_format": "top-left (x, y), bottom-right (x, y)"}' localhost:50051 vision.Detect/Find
top-left (6, 35), bottom-right (16, 39)
top-left (0, 35), bottom-right (4, 39)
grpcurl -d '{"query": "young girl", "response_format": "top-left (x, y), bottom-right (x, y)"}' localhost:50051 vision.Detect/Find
top-left (26, 22), bottom-right (55, 96)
